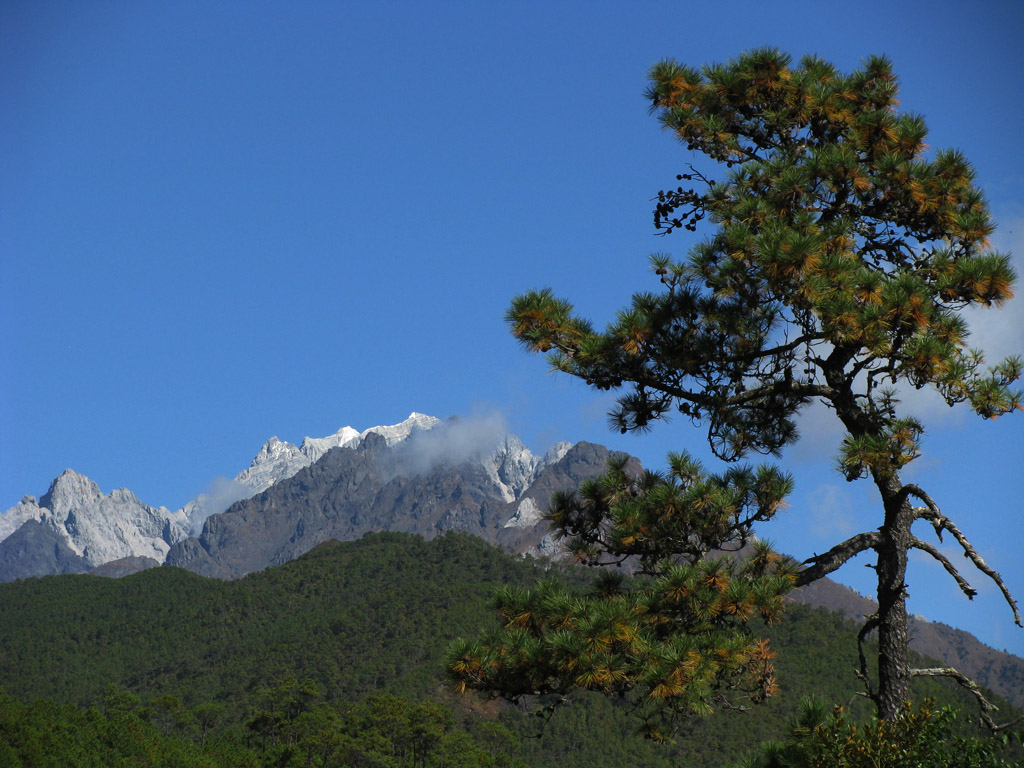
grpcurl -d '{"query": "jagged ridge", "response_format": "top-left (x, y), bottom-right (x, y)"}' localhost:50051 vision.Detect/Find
top-left (0, 413), bottom-right (570, 580)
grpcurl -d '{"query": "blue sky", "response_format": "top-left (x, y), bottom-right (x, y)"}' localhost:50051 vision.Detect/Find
top-left (2, 1), bottom-right (1023, 656)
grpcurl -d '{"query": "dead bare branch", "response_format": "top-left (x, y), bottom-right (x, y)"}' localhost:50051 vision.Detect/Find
top-left (796, 531), bottom-right (881, 586)
top-left (901, 483), bottom-right (946, 540)
top-left (909, 536), bottom-right (977, 599)
top-left (903, 483), bottom-right (1022, 627)
top-left (857, 614), bottom-right (880, 707)
top-left (912, 667), bottom-right (1024, 733)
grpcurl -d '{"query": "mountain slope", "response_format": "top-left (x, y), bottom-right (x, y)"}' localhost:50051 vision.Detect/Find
top-left (0, 533), bottom-right (1016, 768)
top-left (792, 578), bottom-right (1024, 709)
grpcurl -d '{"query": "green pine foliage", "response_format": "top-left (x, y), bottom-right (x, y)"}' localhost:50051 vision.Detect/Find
top-left (448, 455), bottom-right (798, 734)
top-left (505, 47), bottom-right (1021, 720)
top-left (0, 685), bottom-right (256, 768)
top-left (0, 532), bottom-right (521, 712)
top-left (0, 682), bottom-right (530, 768)
top-left (731, 699), bottom-right (1024, 768)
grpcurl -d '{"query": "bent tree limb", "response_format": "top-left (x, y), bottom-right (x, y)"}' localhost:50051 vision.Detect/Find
top-left (912, 668), bottom-right (1024, 733)
top-left (904, 483), bottom-right (1022, 627)
top-left (857, 615), bottom-right (880, 708)
top-left (909, 537), bottom-right (978, 599)
top-left (795, 531), bottom-right (881, 586)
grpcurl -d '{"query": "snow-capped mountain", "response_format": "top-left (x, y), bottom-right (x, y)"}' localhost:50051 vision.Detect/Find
top-left (0, 412), bottom-right (571, 581)
top-left (181, 412), bottom-right (443, 533)
top-left (0, 470), bottom-right (190, 580)
top-left (163, 430), bottom-right (619, 579)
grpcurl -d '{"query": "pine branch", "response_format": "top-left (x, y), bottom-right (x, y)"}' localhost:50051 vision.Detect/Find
top-left (903, 483), bottom-right (1022, 627)
top-left (911, 667), bottom-right (1024, 733)
top-left (908, 537), bottom-right (977, 598)
top-left (795, 531), bottom-right (881, 586)
top-left (625, 367), bottom-right (835, 410)
top-left (856, 614), bottom-right (880, 707)
top-left (718, 332), bottom-right (826, 366)
top-left (721, 378), bottom-right (835, 409)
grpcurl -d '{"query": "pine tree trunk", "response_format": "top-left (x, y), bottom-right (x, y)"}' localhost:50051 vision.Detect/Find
top-left (830, 366), bottom-right (914, 721)
top-left (874, 472), bottom-right (912, 720)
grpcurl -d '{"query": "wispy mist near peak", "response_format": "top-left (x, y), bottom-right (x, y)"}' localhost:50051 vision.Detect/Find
top-left (386, 411), bottom-right (509, 478)
top-left (185, 476), bottom-right (253, 535)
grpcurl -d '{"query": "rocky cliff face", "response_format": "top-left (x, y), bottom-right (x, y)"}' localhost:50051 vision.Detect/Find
top-left (0, 471), bottom-right (189, 580)
top-left (165, 434), bottom-right (625, 579)
top-left (0, 413), bottom-right (446, 578)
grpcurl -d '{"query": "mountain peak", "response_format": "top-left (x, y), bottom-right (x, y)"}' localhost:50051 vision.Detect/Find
top-left (3, 468), bottom-right (190, 573)
top-left (2, 412), bottom-right (551, 581)
top-left (299, 426), bottom-right (361, 463)
top-left (42, 469), bottom-right (102, 511)
top-left (255, 436), bottom-right (299, 459)
top-left (406, 411), bottom-right (436, 422)
top-left (361, 413), bottom-right (442, 445)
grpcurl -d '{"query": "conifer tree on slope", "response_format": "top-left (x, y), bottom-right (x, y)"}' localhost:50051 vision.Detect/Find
top-left (503, 50), bottom-right (1021, 723)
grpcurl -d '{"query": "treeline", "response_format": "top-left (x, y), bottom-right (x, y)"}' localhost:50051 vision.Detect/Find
top-left (0, 683), bottom-right (527, 767)
top-left (0, 532), bottom-right (1019, 766)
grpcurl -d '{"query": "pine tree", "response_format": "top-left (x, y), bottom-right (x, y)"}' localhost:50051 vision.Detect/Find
top-left (501, 49), bottom-right (1021, 722)
top-left (447, 454), bottom-right (797, 736)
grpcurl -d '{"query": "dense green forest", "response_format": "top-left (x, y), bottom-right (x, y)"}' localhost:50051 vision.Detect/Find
top-left (0, 532), bottom-right (1020, 766)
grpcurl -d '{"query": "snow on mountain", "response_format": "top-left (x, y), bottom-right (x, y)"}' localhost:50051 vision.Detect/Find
top-left (1, 412), bottom-right (568, 576)
top-left (233, 436), bottom-right (310, 496)
top-left (236, 413), bottom-right (442, 495)
top-left (235, 413), bottom-right (563, 517)
top-left (486, 434), bottom-right (572, 503)
top-left (298, 427), bottom-right (361, 465)
top-left (181, 413), bottom-right (443, 534)
top-left (0, 470), bottom-right (191, 569)
top-left (363, 412), bottom-right (442, 446)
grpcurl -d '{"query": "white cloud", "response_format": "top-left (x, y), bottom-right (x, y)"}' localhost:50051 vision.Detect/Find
top-left (786, 400), bottom-right (845, 465)
top-left (389, 410), bottom-right (508, 477)
top-left (961, 215), bottom-right (1024, 364)
top-left (805, 483), bottom-right (858, 541)
top-left (186, 476), bottom-right (253, 535)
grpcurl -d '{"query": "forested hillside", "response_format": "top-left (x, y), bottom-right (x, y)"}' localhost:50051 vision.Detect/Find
top-left (1, 532), bottom-right (1018, 766)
